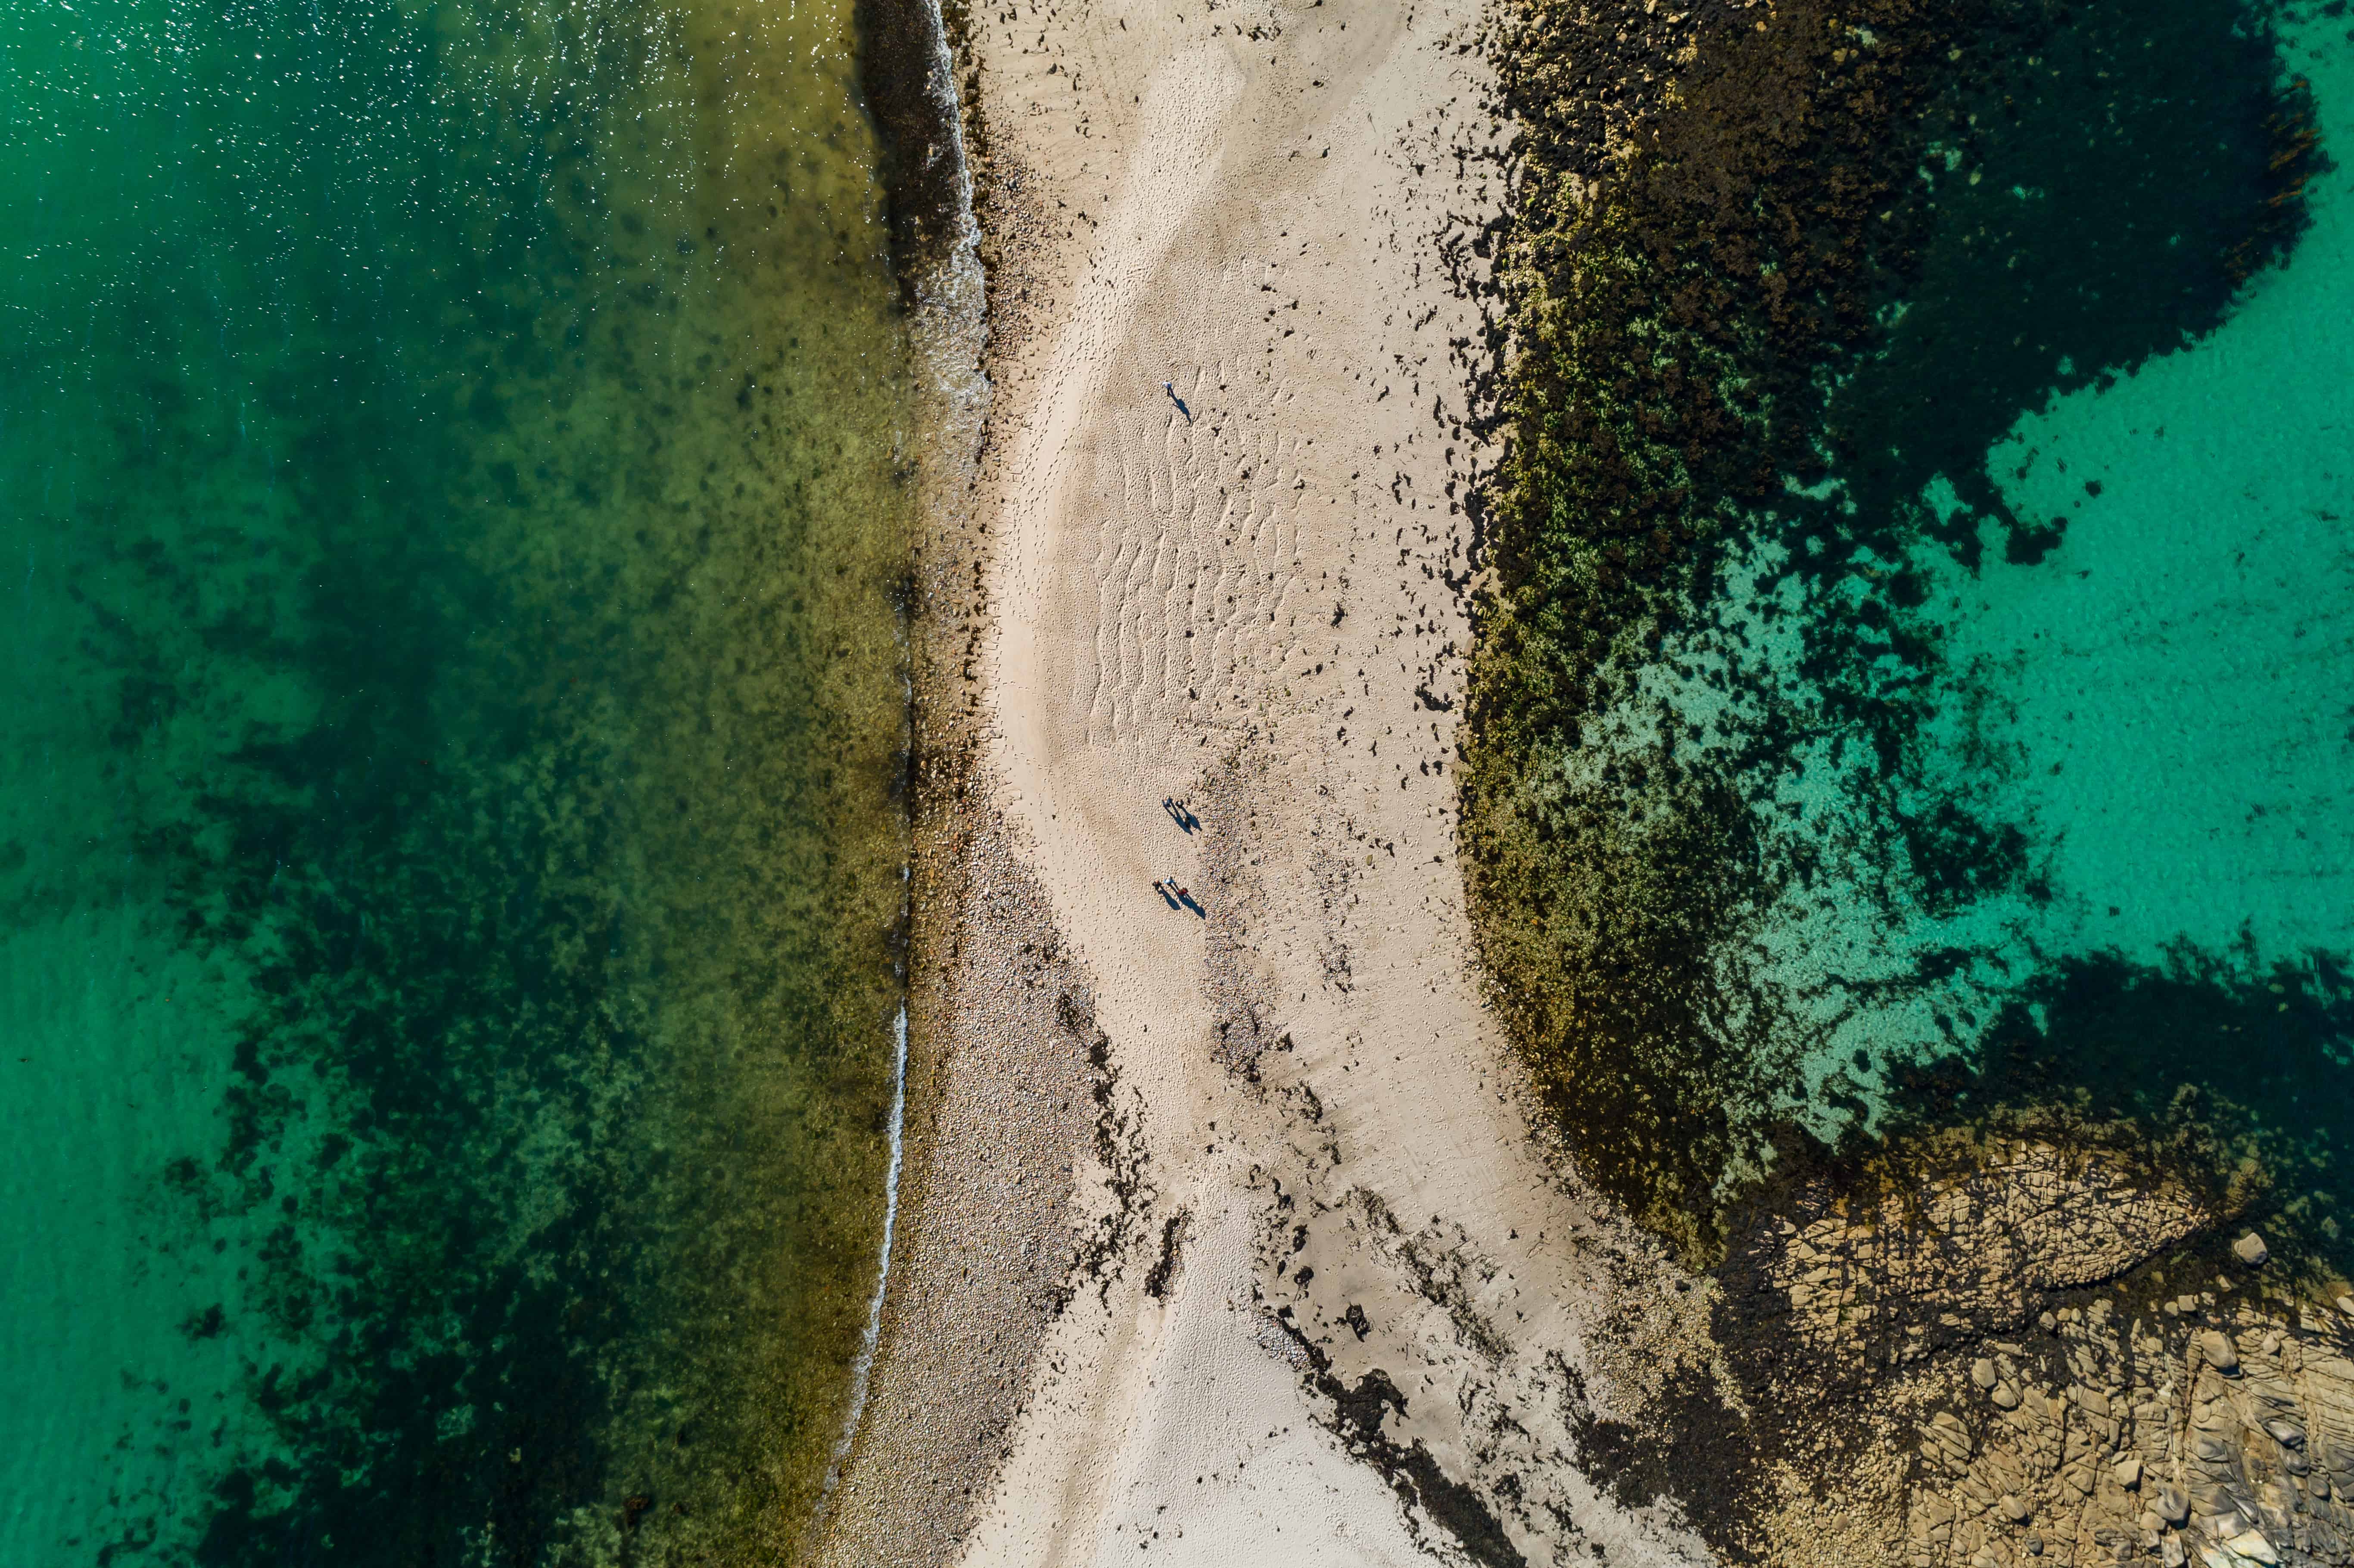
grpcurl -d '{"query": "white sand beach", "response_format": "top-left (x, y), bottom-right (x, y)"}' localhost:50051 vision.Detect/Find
top-left (822, 3), bottom-right (1716, 1562)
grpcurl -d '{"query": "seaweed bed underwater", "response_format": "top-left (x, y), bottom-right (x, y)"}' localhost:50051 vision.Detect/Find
top-left (1461, 0), bottom-right (2354, 1557)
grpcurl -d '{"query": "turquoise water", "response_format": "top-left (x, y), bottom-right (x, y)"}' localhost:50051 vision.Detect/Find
top-left (0, 0), bottom-right (920, 1562)
top-left (1560, 5), bottom-right (2354, 1232)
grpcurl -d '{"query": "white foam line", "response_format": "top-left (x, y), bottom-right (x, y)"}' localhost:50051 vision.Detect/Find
top-left (907, 0), bottom-right (990, 468)
top-left (824, 998), bottom-right (909, 1498)
top-left (820, 0), bottom-right (982, 1510)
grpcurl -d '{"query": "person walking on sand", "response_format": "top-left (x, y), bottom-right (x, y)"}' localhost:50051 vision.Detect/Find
top-left (1163, 380), bottom-right (1193, 423)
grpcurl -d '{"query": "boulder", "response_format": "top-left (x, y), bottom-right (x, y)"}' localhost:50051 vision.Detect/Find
top-left (2223, 1528), bottom-right (2280, 1565)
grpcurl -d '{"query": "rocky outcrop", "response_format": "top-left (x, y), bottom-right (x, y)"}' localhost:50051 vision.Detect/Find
top-left (1672, 1141), bottom-right (2354, 1568)
top-left (1723, 1142), bottom-right (2212, 1402)
top-left (1895, 1297), bottom-right (2354, 1568)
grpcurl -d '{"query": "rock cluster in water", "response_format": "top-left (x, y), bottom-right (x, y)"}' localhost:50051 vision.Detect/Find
top-left (1582, 1139), bottom-right (2354, 1567)
top-left (1899, 1297), bottom-right (2354, 1568)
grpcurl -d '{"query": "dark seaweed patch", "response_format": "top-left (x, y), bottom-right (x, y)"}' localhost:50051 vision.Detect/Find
top-left (1566, 1361), bottom-right (1766, 1563)
top-left (1815, 10), bottom-right (2332, 554)
top-left (1281, 1331), bottom-right (1530, 1568)
top-left (1467, 0), bottom-right (2328, 1261)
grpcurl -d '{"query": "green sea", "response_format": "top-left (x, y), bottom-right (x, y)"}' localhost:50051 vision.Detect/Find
top-left (1472, 0), bottom-right (2354, 1263)
top-left (0, 0), bottom-right (932, 1562)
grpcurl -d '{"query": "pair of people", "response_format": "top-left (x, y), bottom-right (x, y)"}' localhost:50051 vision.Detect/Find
top-left (1158, 793), bottom-right (1199, 908)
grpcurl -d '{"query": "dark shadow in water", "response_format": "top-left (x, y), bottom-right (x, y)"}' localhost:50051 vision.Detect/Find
top-left (1810, 0), bottom-right (2329, 566)
top-left (1878, 946), bottom-right (2354, 1251)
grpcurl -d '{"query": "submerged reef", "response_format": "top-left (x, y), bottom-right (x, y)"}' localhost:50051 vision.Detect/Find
top-left (1466, 0), bottom-right (2334, 1255)
top-left (1468, 0), bottom-right (2350, 1556)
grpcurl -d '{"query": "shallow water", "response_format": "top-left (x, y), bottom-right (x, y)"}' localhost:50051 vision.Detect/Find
top-left (1553, 4), bottom-right (2354, 1236)
top-left (0, 0), bottom-right (919, 1562)
top-left (1470, 0), bottom-right (2354, 1261)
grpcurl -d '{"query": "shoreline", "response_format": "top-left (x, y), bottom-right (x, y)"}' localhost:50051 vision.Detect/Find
top-left (821, 1), bottom-right (1714, 1562)
top-left (813, 1), bottom-right (1102, 1556)
top-left (823, 3), bottom-right (2354, 1567)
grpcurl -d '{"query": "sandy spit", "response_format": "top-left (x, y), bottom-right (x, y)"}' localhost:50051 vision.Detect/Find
top-left (818, 3), bottom-right (1717, 1564)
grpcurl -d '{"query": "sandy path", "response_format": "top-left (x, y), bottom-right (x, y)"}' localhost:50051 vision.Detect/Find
top-left (898, 2), bottom-right (1722, 1563)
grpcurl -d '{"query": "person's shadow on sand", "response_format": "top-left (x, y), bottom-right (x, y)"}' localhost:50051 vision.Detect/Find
top-left (1153, 881), bottom-right (1181, 909)
top-left (1162, 797), bottom-right (1199, 834)
top-left (1162, 380), bottom-right (1193, 424)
